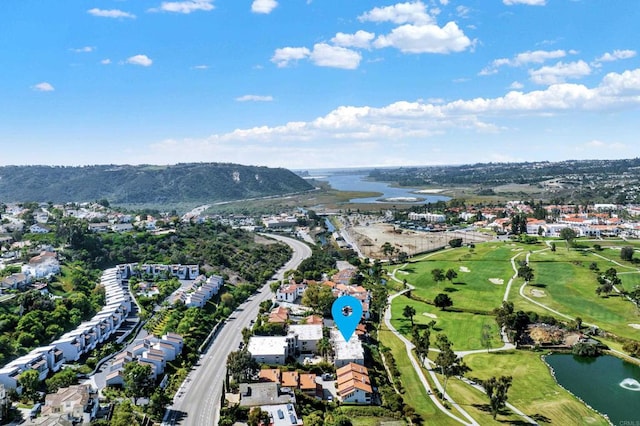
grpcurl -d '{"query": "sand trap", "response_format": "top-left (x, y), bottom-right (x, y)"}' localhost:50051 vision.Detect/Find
top-left (459, 266), bottom-right (470, 273)
top-left (629, 324), bottom-right (640, 330)
top-left (531, 289), bottom-right (546, 298)
top-left (489, 278), bottom-right (504, 285)
top-left (423, 312), bottom-right (438, 319)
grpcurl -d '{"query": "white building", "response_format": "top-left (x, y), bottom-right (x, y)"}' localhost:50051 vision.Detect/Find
top-left (275, 283), bottom-right (306, 303)
top-left (331, 329), bottom-right (364, 368)
top-left (407, 212), bottom-right (446, 223)
top-left (288, 324), bottom-right (322, 354)
top-left (247, 336), bottom-right (297, 365)
top-left (261, 404), bottom-right (303, 426)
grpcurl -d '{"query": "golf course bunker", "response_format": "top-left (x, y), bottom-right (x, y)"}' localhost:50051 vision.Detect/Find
top-left (459, 266), bottom-right (470, 272)
top-left (489, 278), bottom-right (504, 285)
top-left (423, 312), bottom-right (438, 319)
top-left (628, 324), bottom-right (640, 330)
top-left (531, 289), bottom-right (546, 297)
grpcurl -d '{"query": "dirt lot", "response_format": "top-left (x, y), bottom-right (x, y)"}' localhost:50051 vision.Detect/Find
top-left (344, 221), bottom-right (494, 259)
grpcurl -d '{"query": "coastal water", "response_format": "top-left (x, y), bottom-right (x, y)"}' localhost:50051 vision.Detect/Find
top-left (310, 172), bottom-right (450, 204)
top-left (544, 354), bottom-right (640, 424)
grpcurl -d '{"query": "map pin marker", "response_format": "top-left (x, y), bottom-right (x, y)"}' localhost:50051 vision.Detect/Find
top-left (332, 295), bottom-right (363, 342)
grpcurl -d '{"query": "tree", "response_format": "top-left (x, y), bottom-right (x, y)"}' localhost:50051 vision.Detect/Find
top-left (434, 293), bottom-right (453, 311)
top-left (148, 388), bottom-right (171, 421)
top-left (123, 362), bottom-right (154, 404)
top-left (412, 326), bottom-right (430, 366)
top-left (483, 376), bottom-right (512, 419)
top-left (550, 242), bottom-right (556, 252)
top-left (480, 324), bottom-right (493, 352)
top-left (248, 407), bottom-right (270, 426)
top-left (381, 242), bottom-right (395, 262)
top-left (226, 350), bottom-right (259, 383)
top-left (402, 305), bottom-right (416, 326)
top-left (317, 337), bottom-right (332, 360)
top-left (431, 268), bottom-right (445, 284)
top-left (18, 369), bottom-right (40, 401)
top-left (517, 264), bottom-right (534, 282)
top-left (445, 268), bottom-right (458, 283)
top-left (559, 227), bottom-right (577, 247)
top-left (111, 399), bottom-right (139, 426)
top-left (45, 367), bottom-right (77, 392)
top-left (448, 238), bottom-right (463, 248)
top-left (621, 246), bottom-right (635, 262)
top-left (434, 334), bottom-right (469, 395)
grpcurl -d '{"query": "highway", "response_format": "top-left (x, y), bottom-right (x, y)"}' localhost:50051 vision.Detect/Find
top-left (164, 234), bottom-right (312, 426)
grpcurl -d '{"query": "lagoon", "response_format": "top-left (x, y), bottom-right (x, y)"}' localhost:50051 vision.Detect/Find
top-left (311, 172), bottom-right (450, 204)
top-left (544, 353), bottom-right (640, 424)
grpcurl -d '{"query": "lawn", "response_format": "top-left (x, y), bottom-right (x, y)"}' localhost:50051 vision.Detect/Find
top-left (377, 323), bottom-right (461, 426)
top-left (394, 242), bottom-right (521, 312)
top-left (525, 248), bottom-right (640, 340)
top-left (464, 350), bottom-right (609, 425)
top-left (390, 295), bottom-right (502, 351)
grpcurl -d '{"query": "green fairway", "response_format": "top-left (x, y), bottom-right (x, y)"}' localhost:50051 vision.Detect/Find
top-left (527, 248), bottom-right (640, 340)
top-left (377, 323), bottom-right (461, 426)
top-left (390, 295), bottom-right (502, 351)
top-left (394, 242), bottom-right (522, 312)
top-left (464, 350), bottom-right (609, 425)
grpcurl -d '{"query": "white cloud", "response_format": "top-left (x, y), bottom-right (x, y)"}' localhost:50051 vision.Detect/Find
top-left (191, 65), bottom-right (209, 70)
top-left (271, 47), bottom-right (311, 67)
top-left (71, 46), bottom-right (95, 53)
top-left (439, 0), bottom-right (449, 5)
top-left (509, 81), bottom-right (524, 89)
top-left (595, 49), bottom-right (636, 63)
top-left (87, 8), bottom-right (136, 19)
top-left (101, 59), bottom-right (112, 65)
top-left (373, 22), bottom-right (472, 54)
top-left (529, 60), bottom-right (591, 85)
top-left (142, 68), bottom-right (640, 167)
top-left (456, 5), bottom-right (471, 18)
top-left (480, 49), bottom-right (567, 75)
top-left (149, 0), bottom-right (214, 14)
top-left (358, 1), bottom-right (433, 25)
top-left (251, 0), bottom-right (278, 14)
top-left (584, 140), bottom-right (627, 151)
top-left (32, 82), bottom-right (55, 92)
top-left (126, 55), bottom-right (153, 67)
top-left (310, 44), bottom-right (362, 70)
top-left (235, 95), bottom-right (274, 102)
top-left (503, 0), bottom-right (546, 5)
top-left (331, 31), bottom-right (376, 49)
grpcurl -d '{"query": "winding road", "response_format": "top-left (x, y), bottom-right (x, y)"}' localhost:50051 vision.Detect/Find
top-left (163, 234), bottom-right (312, 426)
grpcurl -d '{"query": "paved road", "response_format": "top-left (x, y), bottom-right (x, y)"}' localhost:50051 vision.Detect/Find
top-left (164, 234), bottom-right (312, 426)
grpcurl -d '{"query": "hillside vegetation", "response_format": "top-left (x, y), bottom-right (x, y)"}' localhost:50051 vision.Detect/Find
top-left (0, 163), bottom-right (313, 204)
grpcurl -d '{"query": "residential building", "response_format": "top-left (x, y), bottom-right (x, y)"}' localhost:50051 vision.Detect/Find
top-left (261, 404), bottom-right (303, 426)
top-left (331, 329), bottom-right (365, 367)
top-left (247, 335), bottom-right (296, 365)
top-left (268, 306), bottom-right (290, 324)
top-left (288, 324), bottom-right (322, 354)
top-left (238, 382), bottom-right (295, 407)
top-left (336, 363), bottom-right (372, 404)
top-left (39, 384), bottom-right (98, 425)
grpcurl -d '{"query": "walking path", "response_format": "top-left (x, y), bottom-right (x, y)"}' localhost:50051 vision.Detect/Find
top-left (387, 251), bottom-right (536, 425)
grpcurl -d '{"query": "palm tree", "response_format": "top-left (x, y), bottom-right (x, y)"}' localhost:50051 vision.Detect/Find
top-left (317, 337), bottom-right (331, 360)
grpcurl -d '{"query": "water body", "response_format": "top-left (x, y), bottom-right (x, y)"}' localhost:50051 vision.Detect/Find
top-left (311, 173), bottom-right (450, 204)
top-left (544, 354), bottom-right (640, 424)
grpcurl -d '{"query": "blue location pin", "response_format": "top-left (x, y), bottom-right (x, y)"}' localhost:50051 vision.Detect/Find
top-left (332, 295), bottom-right (363, 342)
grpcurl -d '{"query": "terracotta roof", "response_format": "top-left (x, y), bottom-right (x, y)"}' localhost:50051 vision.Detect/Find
top-left (299, 373), bottom-right (317, 391)
top-left (259, 369), bottom-right (281, 384)
top-left (281, 371), bottom-right (299, 388)
top-left (304, 315), bottom-right (323, 325)
top-left (268, 306), bottom-right (289, 324)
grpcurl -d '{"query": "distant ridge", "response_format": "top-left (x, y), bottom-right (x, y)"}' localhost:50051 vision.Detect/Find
top-left (0, 163), bottom-right (314, 204)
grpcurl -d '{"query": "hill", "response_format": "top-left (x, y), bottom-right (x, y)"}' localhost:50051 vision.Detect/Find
top-left (0, 163), bottom-right (314, 204)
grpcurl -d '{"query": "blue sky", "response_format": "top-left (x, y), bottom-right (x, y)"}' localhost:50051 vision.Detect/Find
top-left (1, 0), bottom-right (639, 169)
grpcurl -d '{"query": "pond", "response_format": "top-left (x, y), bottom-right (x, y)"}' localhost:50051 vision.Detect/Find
top-left (544, 353), bottom-right (640, 425)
